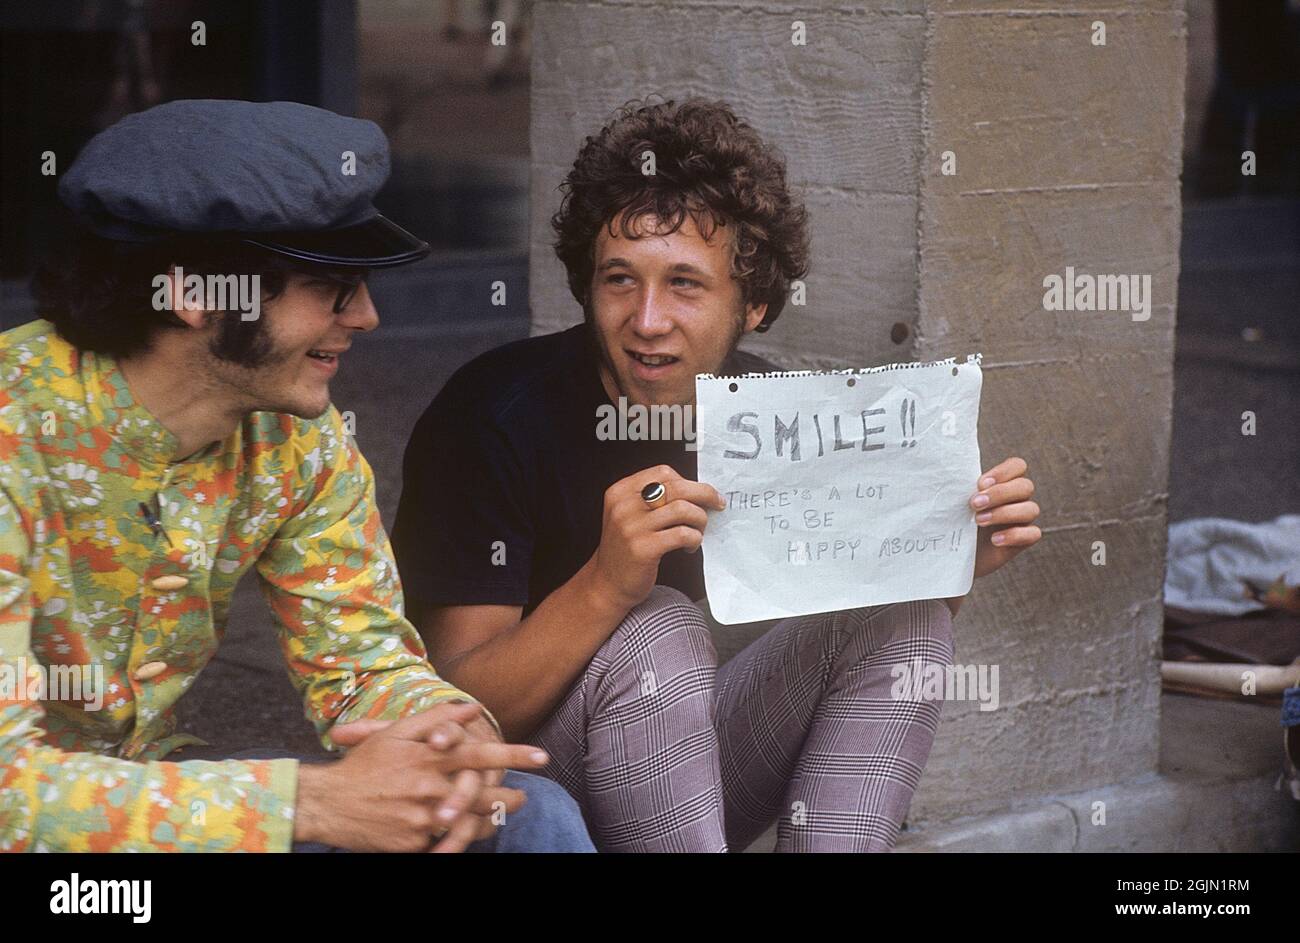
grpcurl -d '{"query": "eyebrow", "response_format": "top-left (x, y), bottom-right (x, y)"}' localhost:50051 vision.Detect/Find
top-left (668, 262), bottom-right (712, 278)
top-left (597, 258), bottom-right (714, 279)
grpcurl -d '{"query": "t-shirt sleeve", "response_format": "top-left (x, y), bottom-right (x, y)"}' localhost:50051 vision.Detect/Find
top-left (391, 381), bottom-right (534, 610)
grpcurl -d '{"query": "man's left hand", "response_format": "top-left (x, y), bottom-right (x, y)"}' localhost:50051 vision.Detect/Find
top-left (970, 456), bottom-right (1041, 579)
top-left (331, 702), bottom-right (520, 852)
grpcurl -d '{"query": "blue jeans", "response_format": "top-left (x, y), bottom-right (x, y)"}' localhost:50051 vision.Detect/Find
top-left (464, 770), bottom-right (595, 853)
top-left (175, 746), bottom-right (595, 853)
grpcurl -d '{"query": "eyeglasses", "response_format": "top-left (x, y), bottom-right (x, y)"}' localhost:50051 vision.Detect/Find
top-left (326, 271), bottom-right (367, 314)
top-left (292, 266), bottom-right (368, 314)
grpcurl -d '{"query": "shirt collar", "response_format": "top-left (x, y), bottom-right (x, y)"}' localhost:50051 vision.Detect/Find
top-left (83, 347), bottom-right (219, 467)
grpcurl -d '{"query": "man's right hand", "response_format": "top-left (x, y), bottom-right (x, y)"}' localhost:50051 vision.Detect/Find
top-left (590, 465), bottom-right (726, 612)
top-left (293, 703), bottom-right (549, 852)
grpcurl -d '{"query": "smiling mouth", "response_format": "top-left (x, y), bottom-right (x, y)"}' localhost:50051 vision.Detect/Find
top-left (626, 350), bottom-right (679, 368)
top-left (306, 349), bottom-right (343, 364)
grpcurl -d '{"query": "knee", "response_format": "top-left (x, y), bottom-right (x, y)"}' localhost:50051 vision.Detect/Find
top-left (921, 598), bottom-right (956, 663)
top-left (849, 598), bottom-right (954, 666)
top-left (600, 585), bottom-right (717, 667)
top-left (889, 598), bottom-right (956, 668)
top-left (498, 771), bottom-right (596, 853)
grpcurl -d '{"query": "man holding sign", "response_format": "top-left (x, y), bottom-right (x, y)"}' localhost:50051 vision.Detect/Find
top-left (393, 99), bottom-right (1041, 852)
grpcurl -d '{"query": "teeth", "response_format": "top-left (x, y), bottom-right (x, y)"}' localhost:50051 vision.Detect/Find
top-left (632, 353), bottom-right (676, 366)
top-left (307, 350), bottom-right (335, 360)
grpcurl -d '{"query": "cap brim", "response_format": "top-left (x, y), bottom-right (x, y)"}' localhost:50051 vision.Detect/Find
top-left (241, 214), bottom-right (430, 268)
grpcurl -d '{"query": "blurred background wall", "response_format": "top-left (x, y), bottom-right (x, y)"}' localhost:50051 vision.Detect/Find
top-left (1, 0), bottom-right (530, 327)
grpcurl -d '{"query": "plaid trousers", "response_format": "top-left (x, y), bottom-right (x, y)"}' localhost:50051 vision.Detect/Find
top-left (527, 585), bottom-right (955, 852)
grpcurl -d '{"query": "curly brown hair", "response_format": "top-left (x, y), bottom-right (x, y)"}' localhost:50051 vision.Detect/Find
top-left (551, 98), bottom-right (809, 332)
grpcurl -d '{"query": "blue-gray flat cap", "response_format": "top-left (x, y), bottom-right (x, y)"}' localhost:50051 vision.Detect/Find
top-left (57, 98), bottom-right (429, 268)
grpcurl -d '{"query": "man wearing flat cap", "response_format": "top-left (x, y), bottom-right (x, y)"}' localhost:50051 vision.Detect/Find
top-left (0, 98), bottom-right (593, 852)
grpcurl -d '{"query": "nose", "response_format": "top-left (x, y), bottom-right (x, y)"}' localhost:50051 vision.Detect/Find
top-left (630, 283), bottom-right (672, 339)
top-left (339, 282), bottom-right (379, 333)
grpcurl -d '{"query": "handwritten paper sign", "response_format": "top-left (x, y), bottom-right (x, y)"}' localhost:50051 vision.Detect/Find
top-left (695, 354), bottom-right (983, 624)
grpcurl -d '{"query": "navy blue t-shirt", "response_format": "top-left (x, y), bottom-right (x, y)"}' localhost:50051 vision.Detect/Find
top-left (391, 323), bottom-right (777, 616)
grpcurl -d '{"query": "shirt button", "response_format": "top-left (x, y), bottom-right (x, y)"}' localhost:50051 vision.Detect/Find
top-left (134, 661), bottom-right (168, 681)
top-left (150, 575), bottom-right (189, 591)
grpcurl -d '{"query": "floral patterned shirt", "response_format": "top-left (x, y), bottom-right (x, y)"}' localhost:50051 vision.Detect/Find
top-left (0, 319), bottom-right (489, 851)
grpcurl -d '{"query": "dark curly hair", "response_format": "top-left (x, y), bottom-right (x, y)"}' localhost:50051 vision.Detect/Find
top-left (31, 220), bottom-right (299, 362)
top-left (551, 98), bottom-right (809, 332)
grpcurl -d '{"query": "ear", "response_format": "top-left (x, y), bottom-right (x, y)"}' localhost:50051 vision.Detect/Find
top-left (742, 302), bottom-right (768, 334)
top-left (165, 265), bottom-right (207, 330)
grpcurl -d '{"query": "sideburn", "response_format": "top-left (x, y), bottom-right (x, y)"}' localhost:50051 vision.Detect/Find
top-left (200, 263), bottom-right (289, 368)
top-left (207, 310), bottom-right (278, 368)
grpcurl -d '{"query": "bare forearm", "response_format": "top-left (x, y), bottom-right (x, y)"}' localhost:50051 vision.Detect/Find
top-left (434, 557), bottom-right (631, 741)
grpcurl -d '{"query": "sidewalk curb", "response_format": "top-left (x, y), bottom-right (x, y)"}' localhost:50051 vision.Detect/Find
top-left (895, 772), bottom-right (1300, 852)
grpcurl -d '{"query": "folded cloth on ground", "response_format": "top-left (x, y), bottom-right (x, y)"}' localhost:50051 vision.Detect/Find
top-left (1164, 514), bottom-right (1300, 617)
